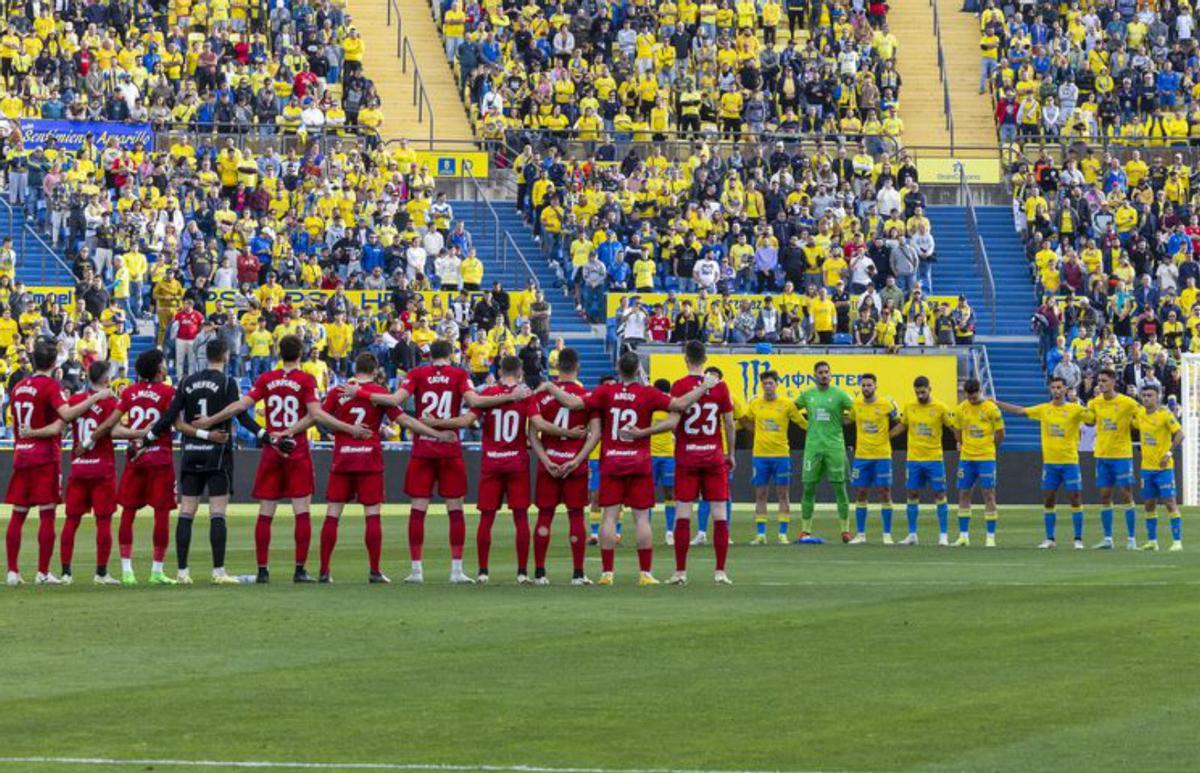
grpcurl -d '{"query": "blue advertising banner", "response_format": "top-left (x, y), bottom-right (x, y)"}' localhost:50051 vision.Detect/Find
top-left (18, 119), bottom-right (154, 151)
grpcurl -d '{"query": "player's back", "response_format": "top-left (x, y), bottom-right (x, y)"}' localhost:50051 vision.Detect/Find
top-left (588, 380), bottom-right (670, 474)
top-left (9, 374), bottom-right (66, 468)
top-left (405, 364), bottom-right (470, 458)
top-left (249, 368), bottom-right (318, 450)
top-left (324, 381), bottom-right (397, 472)
top-left (479, 383), bottom-right (533, 472)
top-left (671, 374), bottom-right (730, 466)
top-left (536, 380), bottom-right (589, 465)
top-left (69, 392), bottom-right (119, 478)
top-left (120, 380), bottom-right (175, 467)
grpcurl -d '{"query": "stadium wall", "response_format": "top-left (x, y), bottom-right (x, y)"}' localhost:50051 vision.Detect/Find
top-left (8, 451), bottom-right (1175, 506)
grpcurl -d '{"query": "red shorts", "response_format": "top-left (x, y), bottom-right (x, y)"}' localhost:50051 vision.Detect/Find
top-left (535, 469), bottom-right (589, 510)
top-left (477, 469), bottom-right (531, 511)
top-left (5, 462), bottom-right (62, 507)
top-left (598, 472), bottom-right (655, 510)
top-left (675, 465), bottom-right (730, 503)
top-left (326, 471), bottom-right (385, 506)
top-left (252, 450), bottom-right (315, 500)
top-left (404, 455), bottom-right (468, 499)
top-left (117, 464), bottom-right (177, 510)
top-left (65, 476), bottom-right (117, 517)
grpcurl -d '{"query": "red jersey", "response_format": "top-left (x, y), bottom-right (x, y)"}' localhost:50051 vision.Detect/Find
top-left (248, 368), bottom-right (319, 455)
top-left (9, 374), bottom-right (67, 469)
top-left (322, 381), bottom-right (400, 473)
top-left (120, 381), bottom-right (176, 468)
top-left (534, 380), bottom-right (590, 473)
top-left (670, 375), bottom-right (731, 468)
top-left (403, 364), bottom-right (473, 459)
top-left (648, 315), bottom-right (671, 342)
top-left (68, 391), bottom-right (119, 479)
top-left (583, 380), bottom-right (671, 476)
top-left (476, 383), bottom-right (534, 473)
top-left (174, 308), bottom-right (204, 340)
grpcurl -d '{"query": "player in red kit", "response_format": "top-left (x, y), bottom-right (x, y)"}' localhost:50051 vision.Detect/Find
top-left (285, 353), bottom-right (450, 583)
top-left (652, 342), bottom-right (736, 585)
top-left (530, 347), bottom-right (600, 585)
top-left (353, 339), bottom-right (530, 584)
top-left (540, 351), bottom-right (716, 586)
top-left (61, 362), bottom-right (144, 585)
top-left (6, 338), bottom-right (113, 587)
top-left (113, 348), bottom-right (178, 586)
top-left (195, 334), bottom-right (369, 583)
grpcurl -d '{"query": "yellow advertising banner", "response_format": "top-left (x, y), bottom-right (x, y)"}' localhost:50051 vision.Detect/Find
top-left (915, 157), bottom-right (1002, 185)
top-left (28, 285), bottom-right (76, 314)
top-left (648, 352), bottom-right (959, 407)
top-left (413, 151), bottom-right (490, 178)
top-left (205, 287), bottom-right (534, 323)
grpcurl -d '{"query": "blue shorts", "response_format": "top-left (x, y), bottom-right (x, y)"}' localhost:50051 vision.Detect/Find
top-left (752, 457), bottom-right (791, 487)
top-left (1041, 463), bottom-right (1082, 493)
top-left (589, 460), bottom-right (600, 492)
top-left (1141, 469), bottom-right (1177, 501)
top-left (957, 460), bottom-right (997, 490)
top-left (851, 458), bottom-right (892, 489)
top-left (905, 461), bottom-right (946, 493)
top-left (1095, 458), bottom-right (1134, 489)
top-left (652, 456), bottom-right (675, 488)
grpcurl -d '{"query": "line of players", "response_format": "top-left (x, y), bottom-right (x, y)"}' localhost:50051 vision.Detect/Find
top-left (4, 336), bottom-right (742, 587)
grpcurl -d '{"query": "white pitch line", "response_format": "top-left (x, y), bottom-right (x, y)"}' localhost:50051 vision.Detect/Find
top-left (0, 757), bottom-right (844, 773)
top-left (753, 580), bottom-right (1196, 587)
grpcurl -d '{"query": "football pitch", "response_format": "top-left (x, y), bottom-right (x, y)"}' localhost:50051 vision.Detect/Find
top-left (2, 504), bottom-right (1199, 773)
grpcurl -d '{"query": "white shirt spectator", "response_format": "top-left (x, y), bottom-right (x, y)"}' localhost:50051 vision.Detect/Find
top-left (849, 253), bottom-right (876, 288)
top-left (876, 182), bottom-right (902, 218)
top-left (435, 252), bottom-right (463, 287)
top-left (621, 305), bottom-right (648, 341)
top-left (423, 229), bottom-right (445, 256)
top-left (1156, 262), bottom-right (1179, 294)
top-left (481, 90), bottom-right (504, 114)
top-left (694, 257), bottom-right (720, 291)
top-left (405, 245), bottom-right (428, 281)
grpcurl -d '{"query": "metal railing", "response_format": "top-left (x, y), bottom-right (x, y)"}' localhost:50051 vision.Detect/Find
top-left (931, 0), bottom-right (955, 152)
top-left (959, 168), bottom-right (997, 335)
top-left (0, 196), bottom-right (79, 285)
top-left (461, 160), bottom-right (536, 289)
top-left (386, 0), bottom-right (436, 148)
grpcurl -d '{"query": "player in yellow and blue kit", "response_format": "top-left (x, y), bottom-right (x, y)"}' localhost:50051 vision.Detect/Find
top-left (650, 379), bottom-right (677, 546)
top-left (848, 373), bottom-right (898, 544)
top-left (952, 379), bottom-right (1004, 547)
top-left (1086, 368), bottom-right (1142, 550)
top-left (694, 367), bottom-right (743, 545)
top-left (891, 376), bottom-right (954, 546)
top-left (745, 370), bottom-right (806, 545)
top-left (998, 376), bottom-right (1089, 549)
top-left (1134, 384), bottom-right (1184, 551)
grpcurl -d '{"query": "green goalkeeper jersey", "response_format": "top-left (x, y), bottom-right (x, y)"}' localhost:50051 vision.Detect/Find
top-left (794, 386), bottom-right (854, 455)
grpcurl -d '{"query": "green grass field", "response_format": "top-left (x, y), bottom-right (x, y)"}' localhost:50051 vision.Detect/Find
top-left (2, 504), bottom-right (1199, 773)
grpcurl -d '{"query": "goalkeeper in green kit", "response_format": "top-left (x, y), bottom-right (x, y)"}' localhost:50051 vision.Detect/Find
top-left (793, 361), bottom-right (854, 543)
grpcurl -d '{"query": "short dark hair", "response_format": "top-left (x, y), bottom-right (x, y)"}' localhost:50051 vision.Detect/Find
top-left (1048, 376), bottom-right (1067, 386)
top-left (1098, 367), bottom-right (1118, 381)
top-left (762, 370), bottom-right (781, 384)
top-left (617, 352), bottom-right (639, 378)
top-left (87, 360), bottom-right (109, 385)
top-left (556, 347), bottom-right (579, 375)
top-left (913, 376), bottom-right (930, 389)
top-left (683, 340), bottom-right (706, 365)
top-left (205, 338), bottom-right (229, 364)
top-left (1141, 382), bottom-right (1161, 394)
top-left (705, 366), bottom-right (723, 378)
top-left (430, 340), bottom-right (453, 360)
top-left (278, 334), bottom-right (303, 363)
top-left (32, 337), bottom-right (57, 370)
top-left (355, 352), bottom-right (378, 376)
top-left (963, 378), bottom-right (981, 395)
top-left (654, 378), bottom-right (671, 393)
top-left (860, 372), bottom-right (877, 384)
top-left (500, 355), bottom-right (521, 376)
top-left (135, 349), bottom-right (165, 381)
top-left (814, 360), bottom-right (831, 372)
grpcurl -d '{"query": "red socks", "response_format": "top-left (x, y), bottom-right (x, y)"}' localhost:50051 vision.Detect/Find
top-left (96, 514), bottom-right (113, 571)
top-left (674, 518), bottom-right (691, 571)
top-left (364, 514), bottom-right (382, 573)
top-left (513, 509), bottom-right (530, 574)
top-left (567, 509), bottom-right (586, 573)
top-left (408, 508), bottom-right (426, 561)
top-left (448, 509), bottom-right (465, 560)
top-left (319, 516), bottom-right (340, 576)
top-left (637, 547), bottom-right (653, 574)
top-left (294, 512), bottom-right (311, 566)
top-left (533, 508), bottom-right (554, 572)
top-left (152, 508), bottom-right (171, 563)
top-left (476, 511), bottom-right (496, 572)
top-left (60, 514), bottom-right (83, 569)
top-left (118, 507), bottom-right (136, 559)
top-left (601, 547), bottom-right (615, 573)
top-left (5, 509), bottom-right (26, 572)
top-left (255, 514), bottom-right (272, 568)
top-left (37, 509), bottom-right (56, 574)
top-left (714, 519), bottom-right (729, 571)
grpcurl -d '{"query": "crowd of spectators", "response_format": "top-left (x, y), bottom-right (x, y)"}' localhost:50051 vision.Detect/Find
top-left (1015, 147), bottom-right (1197, 402)
top-left (444, 0), bottom-right (906, 151)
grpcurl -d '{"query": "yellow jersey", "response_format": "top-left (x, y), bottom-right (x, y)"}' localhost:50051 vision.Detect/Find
top-left (956, 399), bottom-right (1004, 461)
top-left (851, 395), bottom-right (897, 460)
top-left (1025, 401), bottom-right (1088, 465)
top-left (1136, 408), bottom-right (1181, 471)
top-left (1086, 393), bottom-right (1140, 459)
top-left (901, 399), bottom-right (952, 462)
top-left (650, 410), bottom-right (675, 457)
top-left (747, 396), bottom-right (805, 458)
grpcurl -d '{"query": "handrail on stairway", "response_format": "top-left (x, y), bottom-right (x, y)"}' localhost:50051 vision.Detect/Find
top-left (462, 160), bottom-right (537, 291)
top-left (0, 196), bottom-right (79, 285)
top-left (930, 0), bottom-right (956, 153)
top-left (959, 170), bottom-right (997, 335)
top-left (387, 0), bottom-right (436, 148)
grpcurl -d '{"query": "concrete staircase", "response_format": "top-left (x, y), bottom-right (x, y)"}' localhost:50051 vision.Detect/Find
top-left (3, 211), bottom-right (75, 286)
top-left (938, 0), bottom-right (998, 149)
top-left (889, 0), bottom-right (952, 148)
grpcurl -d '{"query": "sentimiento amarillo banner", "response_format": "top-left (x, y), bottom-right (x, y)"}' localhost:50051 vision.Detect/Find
top-left (205, 288), bottom-right (535, 324)
top-left (647, 352), bottom-right (959, 407)
top-left (609, 292), bottom-right (964, 318)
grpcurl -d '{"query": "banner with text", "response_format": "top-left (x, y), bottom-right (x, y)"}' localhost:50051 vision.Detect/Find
top-left (19, 119), bottom-right (154, 151)
top-left (609, 292), bottom-right (965, 319)
top-left (206, 287), bottom-right (534, 323)
top-left (28, 285), bottom-right (76, 315)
